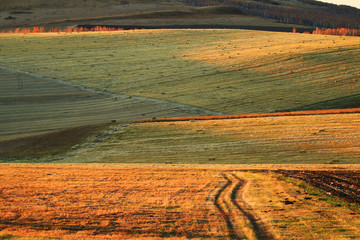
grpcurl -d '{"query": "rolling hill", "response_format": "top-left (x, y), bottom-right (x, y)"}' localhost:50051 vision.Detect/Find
top-left (1, 30), bottom-right (359, 115)
top-left (1, 1), bottom-right (360, 163)
top-left (0, 29), bottom-right (359, 162)
top-left (1, 0), bottom-right (359, 31)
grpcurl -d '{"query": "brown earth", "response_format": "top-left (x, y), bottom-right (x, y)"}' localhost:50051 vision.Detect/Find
top-left (275, 170), bottom-right (360, 204)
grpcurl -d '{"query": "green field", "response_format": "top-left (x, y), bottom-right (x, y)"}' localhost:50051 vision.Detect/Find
top-left (1, 30), bottom-right (360, 115)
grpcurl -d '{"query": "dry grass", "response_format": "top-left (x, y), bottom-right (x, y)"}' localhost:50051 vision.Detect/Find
top-left (1, 165), bottom-right (360, 239)
top-left (236, 170), bottom-right (360, 239)
top-left (54, 113), bottom-right (360, 164)
top-left (0, 165), bottom-right (226, 239)
top-left (0, 30), bottom-right (360, 114)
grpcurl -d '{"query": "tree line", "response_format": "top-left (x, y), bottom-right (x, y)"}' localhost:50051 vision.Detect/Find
top-left (0, 26), bottom-right (125, 34)
top-left (181, 0), bottom-right (360, 28)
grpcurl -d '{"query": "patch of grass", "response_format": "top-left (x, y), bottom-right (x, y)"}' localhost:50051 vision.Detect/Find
top-left (238, 171), bottom-right (360, 239)
top-left (278, 175), bottom-right (360, 212)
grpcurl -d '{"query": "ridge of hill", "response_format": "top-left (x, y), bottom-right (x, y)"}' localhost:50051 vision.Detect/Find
top-left (183, 0), bottom-right (360, 28)
top-left (0, 1), bottom-right (308, 31)
top-left (2, 0), bottom-right (360, 28)
top-left (2, 0), bottom-right (360, 31)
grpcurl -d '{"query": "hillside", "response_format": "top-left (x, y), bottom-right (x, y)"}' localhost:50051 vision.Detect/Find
top-left (1, 0), bottom-right (359, 31)
top-left (0, 0), bottom-right (167, 11)
top-left (3, 112), bottom-right (359, 163)
top-left (1, 30), bottom-right (359, 115)
top-left (184, 0), bottom-right (360, 28)
top-left (0, 66), bottom-right (218, 141)
top-left (0, 1), bottom-right (310, 32)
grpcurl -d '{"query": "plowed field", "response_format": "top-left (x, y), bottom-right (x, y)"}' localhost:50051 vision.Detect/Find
top-left (275, 170), bottom-right (360, 203)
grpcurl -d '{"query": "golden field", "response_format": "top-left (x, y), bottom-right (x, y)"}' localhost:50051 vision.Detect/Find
top-left (1, 165), bottom-right (360, 239)
top-left (45, 113), bottom-right (360, 164)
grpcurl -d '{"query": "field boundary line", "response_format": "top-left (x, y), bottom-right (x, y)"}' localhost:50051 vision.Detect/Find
top-left (0, 65), bottom-right (223, 116)
top-left (138, 108), bottom-right (360, 123)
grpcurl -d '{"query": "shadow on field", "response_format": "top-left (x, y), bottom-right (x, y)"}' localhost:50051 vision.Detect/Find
top-left (0, 124), bottom-right (108, 160)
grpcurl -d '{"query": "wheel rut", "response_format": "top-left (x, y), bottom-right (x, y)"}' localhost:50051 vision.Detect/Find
top-left (214, 172), bottom-right (275, 240)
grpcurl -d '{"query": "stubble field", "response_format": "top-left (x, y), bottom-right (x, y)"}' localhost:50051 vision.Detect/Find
top-left (1, 165), bottom-right (360, 239)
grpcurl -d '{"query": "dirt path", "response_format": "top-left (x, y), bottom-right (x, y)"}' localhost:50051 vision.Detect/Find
top-left (214, 172), bottom-right (275, 239)
top-left (0, 66), bottom-right (221, 140)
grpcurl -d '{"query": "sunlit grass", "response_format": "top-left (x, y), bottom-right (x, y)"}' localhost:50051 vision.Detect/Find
top-left (1, 30), bottom-right (360, 114)
top-left (1, 165), bottom-right (360, 239)
top-left (54, 113), bottom-right (360, 164)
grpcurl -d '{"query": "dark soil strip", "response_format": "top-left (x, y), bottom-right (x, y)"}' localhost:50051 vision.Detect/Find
top-left (139, 108), bottom-right (360, 123)
top-left (0, 123), bottom-right (109, 159)
top-left (213, 174), bottom-right (241, 239)
top-left (275, 170), bottom-right (360, 204)
top-left (78, 24), bottom-right (315, 33)
top-left (230, 173), bottom-right (276, 240)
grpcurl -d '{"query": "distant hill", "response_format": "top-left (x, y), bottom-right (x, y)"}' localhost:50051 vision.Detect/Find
top-left (183, 0), bottom-right (360, 28)
top-left (2, 0), bottom-right (359, 30)
top-left (0, 0), bottom-right (158, 11)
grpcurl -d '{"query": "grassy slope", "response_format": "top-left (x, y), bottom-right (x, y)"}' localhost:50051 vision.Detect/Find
top-left (0, 30), bottom-right (360, 115)
top-left (0, 0), bottom-right (327, 11)
top-left (49, 113), bottom-right (360, 164)
top-left (0, 0), bottom-right (168, 11)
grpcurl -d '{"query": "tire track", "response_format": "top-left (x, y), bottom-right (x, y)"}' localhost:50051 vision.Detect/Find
top-left (230, 173), bottom-right (275, 240)
top-left (214, 172), bottom-right (275, 240)
top-left (214, 173), bottom-right (242, 239)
